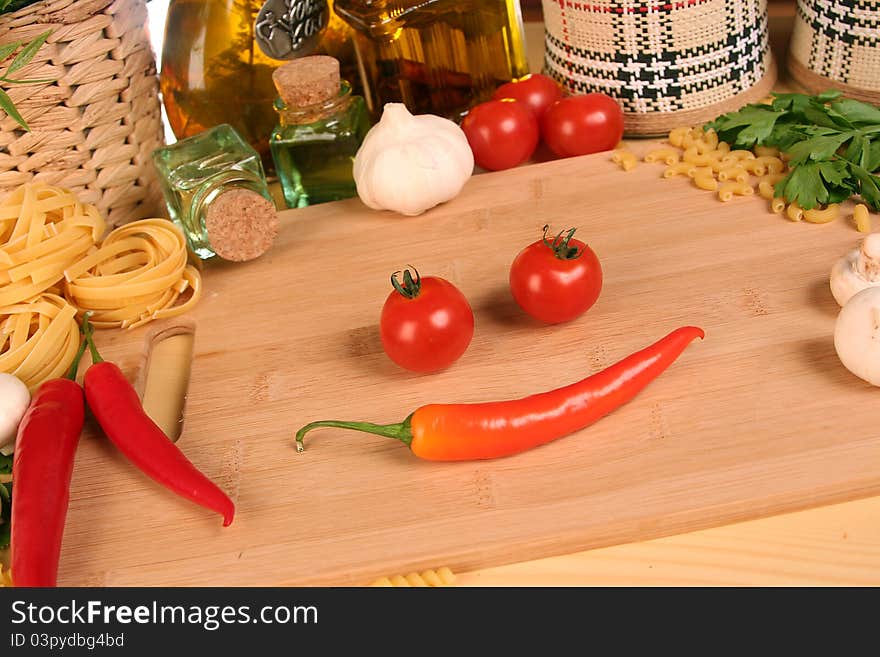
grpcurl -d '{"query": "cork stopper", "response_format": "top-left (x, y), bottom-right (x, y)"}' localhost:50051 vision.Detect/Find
top-left (204, 189), bottom-right (279, 262)
top-left (273, 55), bottom-right (340, 108)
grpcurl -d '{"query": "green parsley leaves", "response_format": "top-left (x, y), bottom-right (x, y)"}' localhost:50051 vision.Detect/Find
top-left (707, 91), bottom-right (880, 211)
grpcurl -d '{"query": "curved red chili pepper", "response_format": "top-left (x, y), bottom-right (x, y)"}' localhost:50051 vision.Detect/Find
top-left (296, 326), bottom-right (704, 461)
top-left (81, 317), bottom-right (234, 526)
top-left (12, 362), bottom-right (85, 586)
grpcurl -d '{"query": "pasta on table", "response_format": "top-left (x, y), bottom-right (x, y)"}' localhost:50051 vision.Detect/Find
top-left (0, 182), bottom-right (202, 391)
top-left (612, 126), bottom-right (875, 233)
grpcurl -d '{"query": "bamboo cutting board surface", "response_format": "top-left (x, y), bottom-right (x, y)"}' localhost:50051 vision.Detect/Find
top-left (57, 150), bottom-right (880, 586)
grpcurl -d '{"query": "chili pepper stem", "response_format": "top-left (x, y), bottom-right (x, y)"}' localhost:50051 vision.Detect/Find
top-left (80, 312), bottom-right (104, 364)
top-left (66, 337), bottom-right (88, 381)
top-left (296, 416), bottom-right (414, 453)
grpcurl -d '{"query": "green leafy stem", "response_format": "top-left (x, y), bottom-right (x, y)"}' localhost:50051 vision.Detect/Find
top-left (0, 29), bottom-right (53, 131)
top-left (707, 90), bottom-right (880, 212)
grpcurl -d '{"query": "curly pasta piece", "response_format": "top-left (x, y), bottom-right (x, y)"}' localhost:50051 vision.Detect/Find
top-left (693, 170), bottom-right (718, 191)
top-left (663, 162), bottom-right (695, 178)
top-left (853, 204), bottom-right (872, 233)
top-left (786, 200), bottom-right (804, 222)
top-left (644, 148), bottom-right (680, 165)
top-left (0, 293), bottom-right (80, 391)
top-left (803, 204), bottom-right (839, 224)
top-left (611, 150), bottom-right (638, 171)
top-left (369, 567), bottom-right (456, 587)
top-left (64, 219), bottom-right (202, 330)
top-left (718, 182), bottom-right (754, 202)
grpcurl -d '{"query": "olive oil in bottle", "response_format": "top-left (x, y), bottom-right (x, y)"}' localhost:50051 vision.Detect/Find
top-left (333, 0), bottom-right (529, 120)
top-left (270, 56), bottom-right (369, 207)
top-left (160, 0), bottom-right (357, 171)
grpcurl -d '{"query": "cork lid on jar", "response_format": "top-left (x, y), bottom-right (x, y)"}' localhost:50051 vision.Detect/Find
top-left (204, 188), bottom-right (279, 262)
top-left (272, 55), bottom-right (341, 108)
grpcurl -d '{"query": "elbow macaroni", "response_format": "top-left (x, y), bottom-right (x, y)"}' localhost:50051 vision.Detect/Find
top-left (612, 149), bottom-right (638, 171)
top-left (853, 204), bottom-right (872, 232)
top-left (718, 181), bottom-right (753, 202)
top-left (803, 204), bottom-right (839, 224)
top-left (786, 200), bottom-right (804, 222)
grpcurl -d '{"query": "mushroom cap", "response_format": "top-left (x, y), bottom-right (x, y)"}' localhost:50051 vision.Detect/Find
top-left (834, 286), bottom-right (880, 386)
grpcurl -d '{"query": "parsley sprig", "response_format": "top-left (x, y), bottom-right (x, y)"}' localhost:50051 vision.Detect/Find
top-left (707, 90), bottom-right (880, 211)
top-left (0, 29), bottom-right (53, 131)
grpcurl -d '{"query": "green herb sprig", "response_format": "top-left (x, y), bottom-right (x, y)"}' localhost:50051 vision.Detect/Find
top-left (0, 29), bottom-right (53, 131)
top-left (707, 90), bottom-right (880, 211)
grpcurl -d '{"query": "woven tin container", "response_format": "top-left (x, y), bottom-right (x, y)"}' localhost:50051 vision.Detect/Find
top-left (541, 0), bottom-right (777, 136)
top-left (0, 0), bottom-right (165, 229)
top-left (789, 0), bottom-right (880, 105)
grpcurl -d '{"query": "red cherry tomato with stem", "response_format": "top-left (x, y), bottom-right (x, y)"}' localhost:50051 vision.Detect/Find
top-left (461, 99), bottom-right (539, 171)
top-left (509, 226), bottom-right (603, 324)
top-left (380, 267), bottom-right (474, 373)
top-left (492, 73), bottom-right (563, 121)
top-left (541, 94), bottom-right (624, 159)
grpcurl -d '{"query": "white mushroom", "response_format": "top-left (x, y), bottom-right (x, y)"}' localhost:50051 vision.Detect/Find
top-left (830, 233), bottom-right (880, 307)
top-left (834, 286), bottom-right (880, 386)
top-left (0, 373), bottom-right (31, 453)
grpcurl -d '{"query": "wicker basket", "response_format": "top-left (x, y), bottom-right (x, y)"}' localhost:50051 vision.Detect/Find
top-left (0, 0), bottom-right (164, 229)
top-left (789, 0), bottom-right (880, 105)
top-left (541, 0), bottom-right (777, 136)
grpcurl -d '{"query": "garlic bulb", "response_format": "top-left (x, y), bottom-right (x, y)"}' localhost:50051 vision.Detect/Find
top-left (353, 103), bottom-right (474, 216)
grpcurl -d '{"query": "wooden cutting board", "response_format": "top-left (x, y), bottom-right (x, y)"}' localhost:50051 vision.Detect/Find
top-left (57, 149), bottom-right (880, 586)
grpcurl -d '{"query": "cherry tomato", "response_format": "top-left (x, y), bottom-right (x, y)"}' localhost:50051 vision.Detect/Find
top-left (492, 73), bottom-right (563, 121)
top-left (461, 99), bottom-right (539, 171)
top-left (541, 94), bottom-right (624, 159)
top-left (509, 226), bottom-right (603, 324)
top-left (380, 267), bottom-right (474, 373)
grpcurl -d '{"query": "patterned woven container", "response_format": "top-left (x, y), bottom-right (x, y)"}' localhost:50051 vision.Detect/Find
top-left (789, 0), bottom-right (880, 105)
top-left (0, 0), bottom-right (164, 229)
top-left (541, 0), bottom-right (778, 136)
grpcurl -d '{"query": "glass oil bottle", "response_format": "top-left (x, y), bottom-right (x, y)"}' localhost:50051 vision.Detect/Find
top-left (152, 124), bottom-right (279, 262)
top-left (333, 0), bottom-right (529, 120)
top-left (270, 56), bottom-right (370, 208)
top-left (160, 0), bottom-right (358, 172)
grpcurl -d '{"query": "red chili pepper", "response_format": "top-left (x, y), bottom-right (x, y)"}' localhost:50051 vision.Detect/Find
top-left (296, 326), bottom-right (704, 461)
top-left (80, 316), bottom-right (234, 526)
top-left (11, 344), bottom-right (87, 587)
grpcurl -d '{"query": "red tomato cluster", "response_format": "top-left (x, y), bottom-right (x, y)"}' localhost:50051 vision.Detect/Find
top-left (460, 74), bottom-right (625, 171)
top-left (380, 226), bottom-right (603, 373)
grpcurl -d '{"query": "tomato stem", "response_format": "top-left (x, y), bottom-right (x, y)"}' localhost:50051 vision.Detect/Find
top-left (296, 415), bottom-right (414, 453)
top-left (390, 265), bottom-right (422, 299)
top-left (542, 224), bottom-right (583, 260)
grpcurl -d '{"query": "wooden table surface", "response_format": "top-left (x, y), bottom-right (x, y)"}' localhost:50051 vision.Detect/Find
top-left (444, 11), bottom-right (880, 588)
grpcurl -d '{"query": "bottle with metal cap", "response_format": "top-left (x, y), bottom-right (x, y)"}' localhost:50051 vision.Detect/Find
top-left (152, 124), bottom-right (279, 262)
top-left (159, 0), bottom-right (356, 172)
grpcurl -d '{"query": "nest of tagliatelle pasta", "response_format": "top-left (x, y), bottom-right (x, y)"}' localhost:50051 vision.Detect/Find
top-left (0, 182), bottom-right (201, 392)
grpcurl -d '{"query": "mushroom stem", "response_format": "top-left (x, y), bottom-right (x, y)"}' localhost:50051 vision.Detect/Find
top-left (857, 234), bottom-right (880, 282)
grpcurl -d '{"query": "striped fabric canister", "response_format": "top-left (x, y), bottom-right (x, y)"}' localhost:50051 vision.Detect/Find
top-left (789, 0), bottom-right (880, 104)
top-left (541, 0), bottom-right (777, 135)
